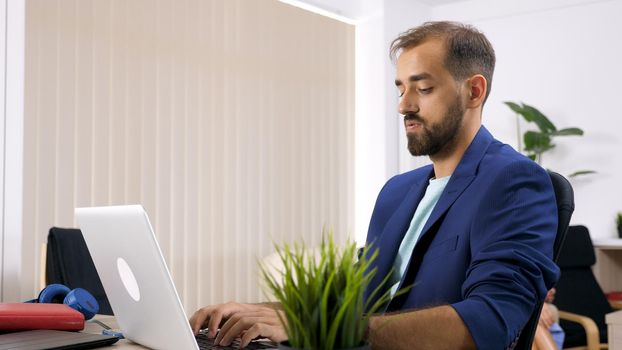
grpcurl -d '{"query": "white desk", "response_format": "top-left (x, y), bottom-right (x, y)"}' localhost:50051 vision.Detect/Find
top-left (607, 310), bottom-right (622, 349)
top-left (592, 238), bottom-right (622, 294)
top-left (594, 239), bottom-right (622, 349)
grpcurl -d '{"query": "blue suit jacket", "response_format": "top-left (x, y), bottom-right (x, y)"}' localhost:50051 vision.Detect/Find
top-left (364, 126), bottom-right (560, 349)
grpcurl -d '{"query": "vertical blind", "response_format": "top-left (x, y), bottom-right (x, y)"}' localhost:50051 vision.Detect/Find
top-left (23, 0), bottom-right (354, 313)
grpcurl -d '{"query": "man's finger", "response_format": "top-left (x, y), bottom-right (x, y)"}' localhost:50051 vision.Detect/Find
top-left (218, 315), bottom-right (264, 346)
top-left (217, 310), bottom-right (286, 346)
top-left (215, 311), bottom-right (251, 345)
top-left (214, 312), bottom-right (239, 344)
top-left (207, 309), bottom-right (226, 338)
top-left (239, 323), bottom-right (268, 348)
top-left (239, 322), bottom-right (288, 348)
top-left (189, 306), bottom-right (214, 335)
top-left (215, 311), bottom-right (265, 344)
top-left (218, 309), bottom-right (280, 339)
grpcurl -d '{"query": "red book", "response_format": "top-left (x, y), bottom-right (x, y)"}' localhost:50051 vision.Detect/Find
top-left (608, 291), bottom-right (622, 301)
top-left (0, 303), bottom-right (84, 331)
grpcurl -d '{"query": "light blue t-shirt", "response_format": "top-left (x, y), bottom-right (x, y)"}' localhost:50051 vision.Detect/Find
top-left (551, 321), bottom-right (565, 349)
top-left (388, 175), bottom-right (451, 296)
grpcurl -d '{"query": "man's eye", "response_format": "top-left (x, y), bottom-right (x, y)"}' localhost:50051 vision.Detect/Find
top-left (418, 87), bottom-right (433, 94)
top-left (398, 91), bottom-right (404, 97)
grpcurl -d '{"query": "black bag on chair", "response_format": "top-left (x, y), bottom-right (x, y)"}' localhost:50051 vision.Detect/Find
top-left (46, 227), bottom-right (114, 315)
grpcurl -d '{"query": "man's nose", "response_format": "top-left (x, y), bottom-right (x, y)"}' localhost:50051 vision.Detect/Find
top-left (398, 94), bottom-right (419, 115)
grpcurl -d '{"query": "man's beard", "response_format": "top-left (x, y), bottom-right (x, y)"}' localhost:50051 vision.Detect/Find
top-left (406, 97), bottom-right (465, 157)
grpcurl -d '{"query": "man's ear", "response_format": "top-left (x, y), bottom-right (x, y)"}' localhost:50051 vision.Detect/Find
top-left (465, 74), bottom-right (487, 108)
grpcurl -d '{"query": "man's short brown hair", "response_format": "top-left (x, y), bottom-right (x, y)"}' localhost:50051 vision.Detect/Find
top-left (390, 21), bottom-right (496, 104)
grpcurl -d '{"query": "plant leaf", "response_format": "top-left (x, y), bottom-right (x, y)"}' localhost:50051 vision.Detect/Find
top-left (504, 101), bottom-right (524, 114)
top-left (319, 266), bottom-right (336, 344)
top-left (260, 235), bottom-right (414, 349)
top-left (568, 170), bottom-right (596, 177)
top-left (550, 127), bottom-right (584, 136)
top-left (523, 131), bottom-right (552, 153)
top-left (521, 103), bottom-right (557, 132)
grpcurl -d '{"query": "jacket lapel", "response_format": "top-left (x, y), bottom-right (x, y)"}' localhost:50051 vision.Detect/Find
top-left (367, 126), bottom-right (495, 308)
top-left (368, 167), bottom-right (433, 299)
top-left (386, 126), bottom-right (495, 310)
top-left (417, 126), bottom-right (494, 239)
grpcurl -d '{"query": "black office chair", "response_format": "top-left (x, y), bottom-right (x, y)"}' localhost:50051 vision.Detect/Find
top-left (554, 225), bottom-right (612, 349)
top-left (46, 227), bottom-right (114, 315)
top-left (514, 171), bottom-right (575, 349)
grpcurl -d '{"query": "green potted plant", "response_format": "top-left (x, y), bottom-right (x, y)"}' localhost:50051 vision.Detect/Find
top-left (617, 212), bottom-right (622, 239)
top-left (504, 101), bottom-right (595, 177)
top-left (260, 234), bottom-right (399, 350)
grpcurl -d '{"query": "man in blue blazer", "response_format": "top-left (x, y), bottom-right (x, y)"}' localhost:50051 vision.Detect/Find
top-left (365, 22), bottom-right (560, 349)
top-left (189, 21), bottom-right (560, 350)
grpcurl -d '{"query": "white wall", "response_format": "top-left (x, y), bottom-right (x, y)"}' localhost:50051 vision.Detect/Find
top-left (354, 0), bottom-right (431, 244)
top-left (22, 0), bottom-right (354, 308)
top-left (383, 0), bottom-right (433, 176)
top-left (0, 0), bottom-right (24, 302)
top-left (345, 0), bottom-right (622, 240)
top-left (293, 0), bottom-right (439, 244)
top-left (355, 4), bottom-right (386, 244)
top-left (0, 0), bottom-right (6, 302)
top-left (430, 0), bottom-right (622, 239)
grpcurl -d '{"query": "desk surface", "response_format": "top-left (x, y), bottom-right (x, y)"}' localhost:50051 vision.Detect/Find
top-left (84, 315), bottom-right (276, 349)
top-left (593, 238), bottom-right (622, 249)
top-left (85, 316), bottom-right (146, 349)
top-left (592, 241), bottom-right (622, 294)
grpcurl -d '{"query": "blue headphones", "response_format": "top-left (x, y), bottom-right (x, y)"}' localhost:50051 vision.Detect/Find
top-left (27, 284), bottom-right (99, 320)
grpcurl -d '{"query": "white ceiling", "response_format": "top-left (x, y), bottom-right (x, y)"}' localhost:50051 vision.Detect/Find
top-left (285, 0), bottom-right (474, 22)
top-left (415, 0), bottom-right (473, 5)
top-left (279, 0), bottom-right (374, 22)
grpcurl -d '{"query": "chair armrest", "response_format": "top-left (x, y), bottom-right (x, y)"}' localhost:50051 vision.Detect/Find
top-left (558, 310), bottom-right (602, 350)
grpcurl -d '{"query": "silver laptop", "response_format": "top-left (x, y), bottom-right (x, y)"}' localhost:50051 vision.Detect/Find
top-left (75, 205), bottom-right (276, 350)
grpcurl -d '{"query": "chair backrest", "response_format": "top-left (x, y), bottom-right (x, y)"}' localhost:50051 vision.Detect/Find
top-left (514, 171), bottom-right (574, 349)
top-left (549, 171), bottom-right (575, 262)
top-left (46, 227), bottom-right (114, 315)
top-left (554, 225), bottom-right (612, 347)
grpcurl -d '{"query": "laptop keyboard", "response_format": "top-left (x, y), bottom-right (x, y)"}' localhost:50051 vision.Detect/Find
top-left (195, 332), bottom-right (275, 349)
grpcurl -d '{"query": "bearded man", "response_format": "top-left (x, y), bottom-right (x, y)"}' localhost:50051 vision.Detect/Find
top-left (190, 21), bottom-right (559, 350)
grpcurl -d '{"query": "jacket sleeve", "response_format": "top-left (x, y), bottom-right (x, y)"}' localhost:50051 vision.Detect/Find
top-left (451, 160), bottom-right (560, 350)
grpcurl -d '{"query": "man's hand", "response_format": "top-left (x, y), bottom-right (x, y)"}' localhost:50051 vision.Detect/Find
top-left (539, 303), bottom-right (555, 329)
top-left (189, 301), bottom-right (287, 348)
top-left (215, 307), bottom-right (288, 347)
